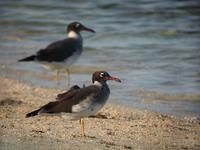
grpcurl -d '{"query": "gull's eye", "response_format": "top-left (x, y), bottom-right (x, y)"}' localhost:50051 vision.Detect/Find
top-left (76, 23), bottom-right (80, 28)
top-left (100, 72), bottom-right (104, 77)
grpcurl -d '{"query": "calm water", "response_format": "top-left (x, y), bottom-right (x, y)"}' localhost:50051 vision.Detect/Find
top-left (0, 0), bottom-right (200, 117)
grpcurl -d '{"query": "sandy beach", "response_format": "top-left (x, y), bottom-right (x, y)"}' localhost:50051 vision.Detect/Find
top-left (0, 76), bottom-right (199, 150)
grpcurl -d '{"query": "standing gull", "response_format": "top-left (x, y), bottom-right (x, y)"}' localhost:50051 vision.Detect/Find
top-left (19, 22), bottom-right (95, 86)
top-left (26, 71), bottom-right (121, 136)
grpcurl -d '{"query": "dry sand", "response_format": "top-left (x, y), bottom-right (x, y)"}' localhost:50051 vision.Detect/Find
top-left (0, 76), bottom-right (200, 150)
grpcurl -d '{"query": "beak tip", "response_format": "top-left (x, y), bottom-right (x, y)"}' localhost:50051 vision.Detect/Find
top-left (90, 29), bottom-right (95, 33)
top-left (109, 77), bottom-right (121, 83)
top-left (83, 26), bottom-right (95, 33)
top-left (117, 79), bottom-right (122, 83)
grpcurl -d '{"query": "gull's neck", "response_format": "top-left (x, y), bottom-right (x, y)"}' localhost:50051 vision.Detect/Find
top-left (67, 30), bottom-right (81, 40)
top-left (93, 81), bottom-right (103, 87)
top-left (93, 81), bottom-right (108, 88)
top-left (93, 81), bottom-right (110, 98)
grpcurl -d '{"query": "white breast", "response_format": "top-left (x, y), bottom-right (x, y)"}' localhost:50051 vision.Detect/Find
top-left (69, 80), bottom-right (110, 119)
top-left (63, 49), bottom-right (81, 66)
top-left (71, 94), bottom-right (105, 119)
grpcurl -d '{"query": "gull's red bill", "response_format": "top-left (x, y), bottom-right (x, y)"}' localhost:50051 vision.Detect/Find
top-left (106, 76), bottom-right (121, 83)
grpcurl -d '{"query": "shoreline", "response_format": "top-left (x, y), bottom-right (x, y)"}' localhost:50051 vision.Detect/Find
top-left (1, 65), bottom-right (200, 118)
top-left (0, 76), bottom-right (200, 149)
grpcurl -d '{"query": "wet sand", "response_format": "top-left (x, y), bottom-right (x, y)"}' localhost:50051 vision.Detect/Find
top-left (0, 76), bottom-right (200, 150)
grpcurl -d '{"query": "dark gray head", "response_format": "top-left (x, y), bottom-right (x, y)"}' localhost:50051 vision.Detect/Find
top-left (67, 22), bottom-right (95, 33)
top-left (92, 71), bottom-right (121, 83)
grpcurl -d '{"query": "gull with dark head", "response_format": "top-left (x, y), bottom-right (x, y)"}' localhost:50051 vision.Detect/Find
top-left (19, 22), bottom-right (95, 86)
top-left (26, 71), bottom-right (121, 136)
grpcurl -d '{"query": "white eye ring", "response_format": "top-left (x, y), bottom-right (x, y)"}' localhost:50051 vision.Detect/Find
top-left (100, 73), bottom-right (104, 77)
top-left (76, 24), bottom-right (80, 28)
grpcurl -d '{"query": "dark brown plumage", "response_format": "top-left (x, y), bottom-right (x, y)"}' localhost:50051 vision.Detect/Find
top-left (19, 22), bottom-right (95, 86)
top-left (26, 71), bottom-right (121, 136)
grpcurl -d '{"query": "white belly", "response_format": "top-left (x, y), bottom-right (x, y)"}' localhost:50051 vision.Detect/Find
top-left (71, 103), bottom-right (104, 120)
top-left (39, 50), bottom-right (81, 70)
top-left (71, 95), bottom-right (106, 119)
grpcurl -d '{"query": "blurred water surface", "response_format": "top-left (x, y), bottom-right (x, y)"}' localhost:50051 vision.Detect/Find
top-left (0, 0), bottom-right (200, 117)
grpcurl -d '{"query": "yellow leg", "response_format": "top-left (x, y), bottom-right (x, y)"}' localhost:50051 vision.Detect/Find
top-left (65, 69), bottom-right (70, 87)
top-left (79, 118), bottom-right (85, 136)
top-left (56, 69), bottom-right (60, 85)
